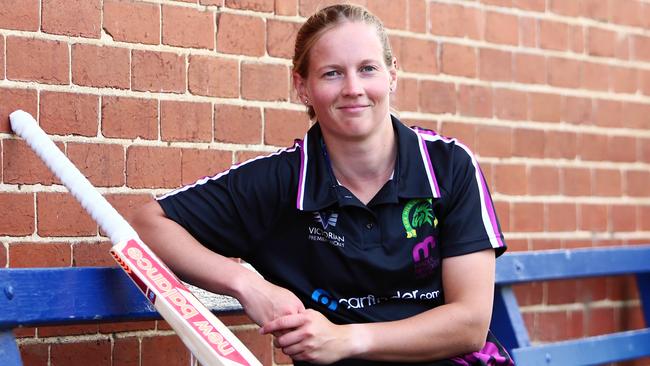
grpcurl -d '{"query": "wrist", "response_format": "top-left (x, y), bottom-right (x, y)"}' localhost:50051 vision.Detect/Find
top-left (345, 323), bottom-right (372, 359)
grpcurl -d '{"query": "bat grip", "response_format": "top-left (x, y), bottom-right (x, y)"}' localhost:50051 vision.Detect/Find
top-left (9, 110), bottom-right (138, 244)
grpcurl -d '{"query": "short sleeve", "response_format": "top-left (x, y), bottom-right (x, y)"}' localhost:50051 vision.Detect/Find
top-left (438, 143), bottom-right (506, 258)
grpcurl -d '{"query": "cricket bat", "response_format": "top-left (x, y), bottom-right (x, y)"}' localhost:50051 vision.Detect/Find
top-left (9, 110), bottom-right (261, 366)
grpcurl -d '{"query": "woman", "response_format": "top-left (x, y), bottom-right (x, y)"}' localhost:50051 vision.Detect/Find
top-left (131, 4), bottom-right (512, 365)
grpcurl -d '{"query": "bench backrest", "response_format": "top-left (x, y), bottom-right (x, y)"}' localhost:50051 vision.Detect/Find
top-left (492, 245), bottom-right (650, 366)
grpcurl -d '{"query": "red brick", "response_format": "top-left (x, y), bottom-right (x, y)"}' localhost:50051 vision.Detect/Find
top-left (267, 20), bottom-right (300, 59)
top-left (113, 337), bottom-right (140, 366)
top-left (535, 310), bottom-right (577, 341)
top-left (581, 0), bottom-right (609, 21)
top-left (430, 3), bottom-right (482, 39)
top-left (6, 37), bottom-right (69, 84)
top-left (201, 0), bottom-right (224, 4)
top-left (593, 169), bottom-right (622, 197)
top-left (587, 307), bottom-right (616, 336)
top-left (101, 96), bottom-right (158, 139)
top-left (366, 0), bottom-right (407, 30)
top-left (0, 88), bottom-right (37, 133)
top-left (578, 132), bottom-right (610, 161)
top-left (640, 206), bottom-right (650, 231)
top-left (188, 55), bottom-right (238, 98)
top-left (298, 0), bottom-right (347, 16)
top-left (67, 143), bottom-right (125, 187)
top-left (519, 17), bottom-right (536, 48)
top-left (242, 63), bottom-right (290, 101)
top-left (568, 25), bottom-right (584, 53)
top-left (99, 320), bottom-right (156, 333)
top-left (217, 13), bottom-right (265, 56)
top-left (544, 130), bottom-right (576, 159)
top-left (632, 35), bottom-right (650, 62)
top-left (40, 91), bottom-right (98, 137)
top-left (581, 61), bottom-right (609, 91)
top-left (529, 92), bottom-right (561, 122)
top-left (529, 166), bottom-right (559, 195)
top-left (162, 5), bottom-right (214, 49)
top-left (458, 85), bottom-right (492, 118)
top-left (485, 11), bottom-right (518, 45)
top-left (103, 0), bottom-right (160, 45)
top-left (264, 109), bottom-right (309, 146)
top-left (513, 0), bottom-right (545, 11)
top-left (141, 335), bottom-right (190, 365)
top-left (476, 125), bottom-right (512, 158)
top-left (547, 57), bottom-right (581, 88)
top-left (232, 328), bottom-right (274, 365)
top-left (394, 77), bottom-right (418, 112)
top-left (580, 204), bottom-right (608, 231)
top-left (623, 102), bottom-right (650, 130)
top-left (0, 0), bottom-right (39, 31)
top-left (514, 53), bottom-right (546, 85)
top-left (275, 0), bottom-right (297, 15)
top-left (595, 99), bottom-right (623, 127)
top-left (407, 0), bottom-right (426, 33)
top-left (3, 139), bottom-right (60, 185)
top-left (512, 202), bottom-right (544, 232)
top-left (577, 277), bottom-right (607, 302)
top-left (0, 243), bottom-right (6, 267)
top-left (181, 148), bottom-right (232, 185)
top-left (512, 282), bottom-right (543, 306)
top-left (546, 203), bottom-right (577, 231)
top-left (419, 81), bottom-right (455, 114)
top-left (479, 48), bottom-right (512, 81)
top-left (562, 168), bottom-right (591, 196)
top-left (160, 101), bottom-right (212, 142)
top-left (19, 343), bottom-right (48, 366)
top-left (42, 0), bottom-right (101, 38)
top-left (126, 146), bottom-right (182, 188)
top-left (9, 242), bottom-right (71, 267)
top-left (439, 122), bottom-right (476, 150)
top-left (587, 27), bottom-right (616, 57)
top-left (547, 279), bottom-right (578, 304)
top-left (608, 136), bottom-right (636, 163)
top-left (51, 339), bottom-right (111, 366)
top-left (72, 241), bottom-right (114, 267)
top-left (610, 66), bottom-right (638, 94)
top-left (549, 0), bottom-right (580, 16)
top-left (494, 164), bottom-right (526, 195)
top-left (610, 0), bottom-right (643, 27)
top-left (493, 200), bottom-right (509, 233)
top-left (105, 193), bottom-right (153, 225)
top-left (562, 96), bottom-right (593, 124)
top-left (225, 0), bottom-right (273, 11)
top-left (215, 104), bottom-right (262, 144)
top-left (398, 36), bottom-right (437, 74)
top-left (626, 170), bottom-right (650, 197)
top-left (0, 193), bottom-right (34, 236)
top-left (513, 128), bottom-right (545, 158)
top-left (132, 50), bottom-right (186, 93)
top-left (440, 43), bottom-right (475, 78)
top-left (641, 139), bottom-right (650, 164)
top-left (642, 69), bottom-right (650, 96)
top-left (40, 324), bottom-right (100, 337)
top-left (611, 205), bottom-right (637, 232)
top-left (539, 19), bottom-right (568, 51)
top-left (72, 44), bottom-right (130, 89)
top-left (37, 193), bottom-right (97, 236)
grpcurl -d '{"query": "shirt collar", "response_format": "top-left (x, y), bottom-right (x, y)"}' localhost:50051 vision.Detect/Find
top-left (296, 116), bottom-right (439, 211)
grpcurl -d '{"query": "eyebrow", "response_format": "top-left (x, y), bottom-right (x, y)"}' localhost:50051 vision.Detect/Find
top-left (314, 59), bottom-right (382, 73)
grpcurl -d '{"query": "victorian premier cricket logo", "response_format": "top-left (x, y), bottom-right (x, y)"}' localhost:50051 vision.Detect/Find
top-left (402, 199), bottom-right (439, 279)
top-left (111, 239), bottom-right (250, 365)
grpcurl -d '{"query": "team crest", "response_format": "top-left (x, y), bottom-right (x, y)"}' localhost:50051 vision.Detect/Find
top-left (402, 198), bottom-right (437, 238)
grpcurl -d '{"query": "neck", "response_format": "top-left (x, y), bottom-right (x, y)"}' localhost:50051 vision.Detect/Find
top-left (323, 119), bottom-right (397, 204)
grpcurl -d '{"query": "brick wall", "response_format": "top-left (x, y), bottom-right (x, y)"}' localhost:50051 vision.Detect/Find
top-left (0, 0), bottom-right (648, 365)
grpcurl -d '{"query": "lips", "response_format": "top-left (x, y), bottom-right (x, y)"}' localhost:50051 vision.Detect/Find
top-left (337, 104), bottom-right (369, 111)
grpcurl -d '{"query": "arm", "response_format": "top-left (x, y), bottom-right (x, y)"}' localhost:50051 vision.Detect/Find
top-left (262, 249), bottom-right (495, 363)
top-left (130, 200), bottom-right (305, 326)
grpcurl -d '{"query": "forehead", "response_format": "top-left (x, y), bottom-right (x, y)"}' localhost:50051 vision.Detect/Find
top-left (308, 21), bottom-right (385, 67)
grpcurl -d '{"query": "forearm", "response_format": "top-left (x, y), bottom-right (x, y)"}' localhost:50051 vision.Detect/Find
top-left (129, 200), bottom-right (256, 299)
top-left (346, 303), bottom-right (489, 362)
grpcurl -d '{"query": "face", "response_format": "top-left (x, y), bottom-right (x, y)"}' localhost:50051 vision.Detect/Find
top-left (294, 21), bottom-right (397, 142)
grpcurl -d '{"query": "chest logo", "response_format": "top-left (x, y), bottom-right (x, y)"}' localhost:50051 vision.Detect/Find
top-left (308, 210), bottom-right (345, 247)
top-left (402, 198), bottom-right (437, 238)
top-left (313, 211), bottom-right (338, 229)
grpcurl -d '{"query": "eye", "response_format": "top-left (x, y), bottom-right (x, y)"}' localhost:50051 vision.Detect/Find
top-left (322, 70), bottom-right (342, 79)
top-left (360, 65), bottom-right (378, 73)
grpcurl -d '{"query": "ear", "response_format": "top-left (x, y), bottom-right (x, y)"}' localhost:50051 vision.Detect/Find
top-left (293, 71), bottom-right (308, 101)
top-left (389, 57), bottom-right (398, 92)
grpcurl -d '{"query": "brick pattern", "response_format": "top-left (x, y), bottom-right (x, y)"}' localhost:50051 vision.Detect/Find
top-left (0, 1), bottom-right (648, 365)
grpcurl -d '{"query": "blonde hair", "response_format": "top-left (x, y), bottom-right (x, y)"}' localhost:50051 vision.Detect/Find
top-left (293, 4), bottom-right (394, 119)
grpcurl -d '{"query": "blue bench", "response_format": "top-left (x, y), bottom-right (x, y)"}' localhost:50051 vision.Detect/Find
top-left (491, 244), bottom-right (650, 365)
top-left (2, 245), bottom-right (650, 365)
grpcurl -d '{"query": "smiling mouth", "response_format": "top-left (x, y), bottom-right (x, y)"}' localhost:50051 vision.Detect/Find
top-left (338, 105), bottom-right (369, 111)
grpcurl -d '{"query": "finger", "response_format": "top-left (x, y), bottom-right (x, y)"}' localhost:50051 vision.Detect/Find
top-left (261, 313), bottom-right (305, 334)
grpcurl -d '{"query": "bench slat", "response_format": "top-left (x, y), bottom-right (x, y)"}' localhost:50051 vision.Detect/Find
top-left (512, 329), bottom-right (650, 366)
top-left (0, 267), bottom-right (241, 328)
top-left (496, 245), bottom-right (650, 284)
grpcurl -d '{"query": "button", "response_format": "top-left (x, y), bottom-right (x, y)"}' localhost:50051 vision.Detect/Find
top-left (365, 222), bottom-right (374, 229)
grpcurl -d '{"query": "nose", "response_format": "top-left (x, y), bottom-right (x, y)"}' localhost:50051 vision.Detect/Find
top-left (341, 74), bottom-right (363, 97)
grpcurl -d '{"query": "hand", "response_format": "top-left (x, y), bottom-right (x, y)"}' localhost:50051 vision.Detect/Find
top-left (260, 309), bottom-right (357, 364)
top-left (237, 274), bottom-right (305, 327)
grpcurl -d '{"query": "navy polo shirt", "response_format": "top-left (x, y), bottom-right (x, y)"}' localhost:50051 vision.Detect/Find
top-left (157, 116), bottom-right (510, 365)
